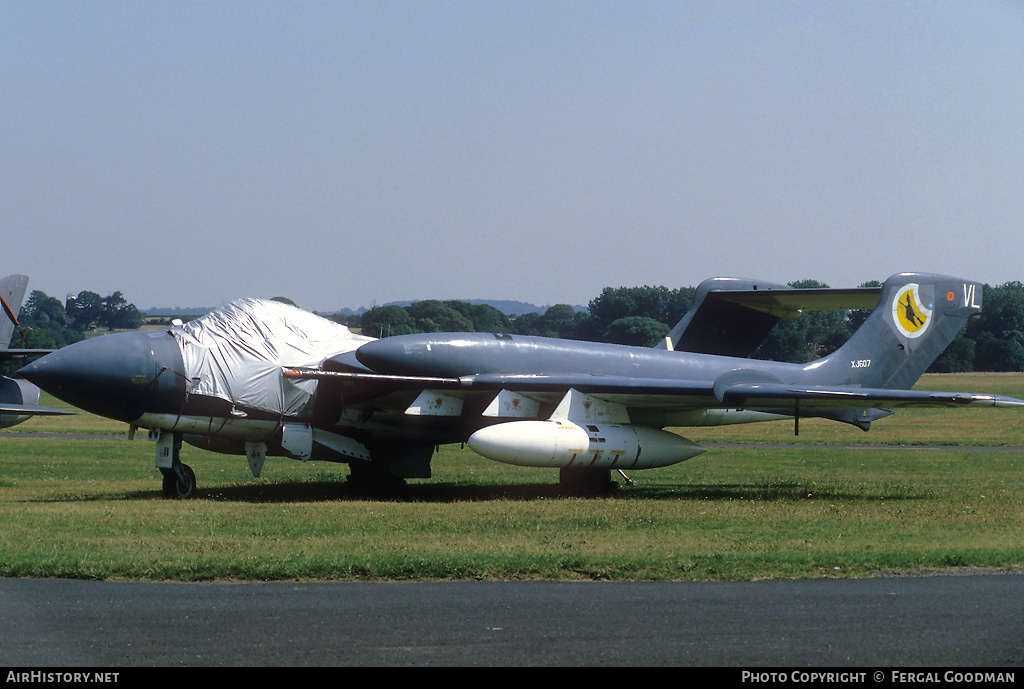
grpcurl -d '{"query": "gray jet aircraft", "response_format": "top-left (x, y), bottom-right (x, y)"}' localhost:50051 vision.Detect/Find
top-left (18, 272), bottom-right (1024, 497)
top-left (1, 274), bottom-right (73, 429)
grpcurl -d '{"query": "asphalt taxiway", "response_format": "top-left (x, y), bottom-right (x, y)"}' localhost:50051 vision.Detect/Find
top-left (2, 573), bottom-right (1021, 666)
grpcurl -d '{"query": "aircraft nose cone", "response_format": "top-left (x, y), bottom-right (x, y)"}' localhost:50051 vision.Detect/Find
top-left (19, 329), bottom-right (185, 423)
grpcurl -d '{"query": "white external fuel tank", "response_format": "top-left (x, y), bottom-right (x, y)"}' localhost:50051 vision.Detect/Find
top-left (467, 420), bottom-right (706, 469)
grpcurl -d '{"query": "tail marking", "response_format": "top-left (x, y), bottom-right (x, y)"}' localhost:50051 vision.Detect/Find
top-left (891, 284), bottom-right (932, 339)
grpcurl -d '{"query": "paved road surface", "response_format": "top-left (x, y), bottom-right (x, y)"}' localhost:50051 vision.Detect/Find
top-left (2, 574), bottom-right (1022, 667)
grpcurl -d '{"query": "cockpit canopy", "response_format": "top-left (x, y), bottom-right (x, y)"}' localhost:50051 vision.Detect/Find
top-left (171, 298), bottom-right (373, 416)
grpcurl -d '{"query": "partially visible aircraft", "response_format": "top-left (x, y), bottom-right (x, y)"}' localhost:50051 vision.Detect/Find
top-left (0, 274), bottom-right (74, 429)
top-left (18, 272), bottom-right (1024, 497)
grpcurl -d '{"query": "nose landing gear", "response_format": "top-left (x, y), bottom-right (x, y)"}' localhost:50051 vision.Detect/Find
top-left (152, 429), bottom-right (197, 499)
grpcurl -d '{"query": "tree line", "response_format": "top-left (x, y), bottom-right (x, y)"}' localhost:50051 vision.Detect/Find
top-left (7, 290), bottom-right (144, 351)
top-left (340, 285), bottom-right (697, 349)
top-left (345, 281), bottom-right (1024, 372)
top-left (9, 281), bottom-right (1024, 373)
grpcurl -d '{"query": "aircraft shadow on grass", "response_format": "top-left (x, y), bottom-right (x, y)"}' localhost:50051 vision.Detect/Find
top-left (49, 477), bottom-right (929, 504)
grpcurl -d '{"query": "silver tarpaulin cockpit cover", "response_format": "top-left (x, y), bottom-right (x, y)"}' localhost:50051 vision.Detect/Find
top-left (171, 299), bottom-right (373, 416)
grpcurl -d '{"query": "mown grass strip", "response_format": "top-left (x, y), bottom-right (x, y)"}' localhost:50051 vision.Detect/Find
top-left (1, 374), bottom-right (1023, 581)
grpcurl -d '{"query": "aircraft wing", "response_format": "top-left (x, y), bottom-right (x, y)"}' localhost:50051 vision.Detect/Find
top-left (285, 368), bottom-right (1024, 413)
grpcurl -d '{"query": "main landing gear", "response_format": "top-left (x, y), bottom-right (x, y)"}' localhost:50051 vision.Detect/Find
top-left (559, 466), bottom-right (618, 496)
top-left (152, 430), bottom-right (196, 499)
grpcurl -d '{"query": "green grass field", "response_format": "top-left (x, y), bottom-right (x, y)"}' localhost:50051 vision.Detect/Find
top-left (2, 373), bottom-right (1023, 582)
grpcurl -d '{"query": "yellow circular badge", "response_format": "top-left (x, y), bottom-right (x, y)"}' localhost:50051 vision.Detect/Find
top-left (891, 284), bottom-right (931, 338)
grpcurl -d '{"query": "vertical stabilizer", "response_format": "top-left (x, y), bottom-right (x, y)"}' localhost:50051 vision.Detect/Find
top-left (807, 273), bottom-right (982, 390)
top-left (0, 275), bottom-right (30, 350)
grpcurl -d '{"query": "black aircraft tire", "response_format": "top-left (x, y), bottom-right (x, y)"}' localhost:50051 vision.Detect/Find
top-left (161, 464), bottom-right (196, 499)
top-left (346, 462), bottom-right (407, 496)
top-left (559, 467), bottom-right (618, 496)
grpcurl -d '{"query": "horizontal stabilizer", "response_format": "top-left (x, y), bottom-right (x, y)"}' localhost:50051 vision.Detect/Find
top-left (0, 403), bottom-right (74, 416)
top-left (712, 286), bottom-right (881, 318)
top-left (0, 349), bottom-right (57, 360)
top-left (662, 277), bottom-right (881, 357)
top-left (718, 382), bottom-right (1024, 409)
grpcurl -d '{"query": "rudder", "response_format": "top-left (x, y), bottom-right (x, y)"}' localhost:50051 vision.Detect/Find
top-left (812, 273), bottom-right (982, 390)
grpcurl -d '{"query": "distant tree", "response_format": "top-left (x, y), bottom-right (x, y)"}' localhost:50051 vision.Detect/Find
top-left (328, 312), bottom-right (363, 328)
top-left (101, 291), bottom-right (143, 330)
top-left (405, 300), bottom-right (473, 333)
top-left (361, 305), bottom-right (417, 338)
top-left (470, 304), bottom-right (515, 333)
top-left (846, 280), bottom-right (883, 333)
top-left (511, 311), bottom-right (542, 336)
top-left (533, 304), bottom-right (587, 339)
top-left (604, 316), bottom-right (670, 347)
top-left (22, 290), bottom-right (67, 326)
top-left (968, 283), bottom-right (1024, 343)
top-left (589, 286), bottom-right (675, 333)
top-left (1, 289), bottom-right (83, 374)
top-left (754, 320), bottom-right (809, 363)
top-left (961, 282), bottom-right (1024, 372)
top-left (664, 287), bottom-right (696, 326)
top-left (930, 334), bottom-right (976, 373)
top-left (271, 296), bottom-right (298, 307)
top-left (585, 285), bottom-right (694, 343)
top-left (66, 290), bottom-right (104, 330)
top-left (444, 301), bottom-right (514, 334)
top-left (754, 280), bottom-right (853, 363)
top-left (974, 330), bottom-right (1024, 372)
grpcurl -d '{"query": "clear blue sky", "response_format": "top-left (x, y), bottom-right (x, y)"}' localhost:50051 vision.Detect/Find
top-left (4, 1), bottom-right (1022, 312)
